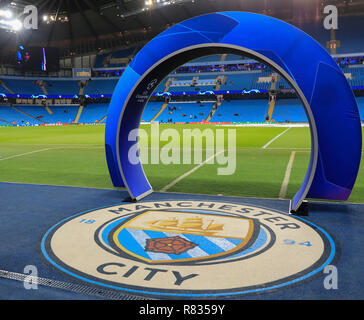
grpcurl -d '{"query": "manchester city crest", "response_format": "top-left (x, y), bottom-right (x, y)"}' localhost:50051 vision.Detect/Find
top-left (41, 201), bottom-right (336, 298)
top-left (103, 210), bottom-right (258, 265)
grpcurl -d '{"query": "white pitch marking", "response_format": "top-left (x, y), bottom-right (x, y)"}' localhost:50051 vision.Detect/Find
top-left (262, 127), bottom-right (291, 149)
top-left (0, 148), bottom-right (57, 161)
top-left (266, 147), bottom-right (310, 151)
top-left (279, 151), bottom-right (296, 199)
top-left (160, 149), bottom-right (225, 192)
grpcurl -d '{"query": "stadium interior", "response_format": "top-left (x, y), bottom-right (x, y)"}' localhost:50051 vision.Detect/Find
top-left (1, 0), bottom-right (364, 217)
top-left (0, 0), bottom-right (364, 302)
top-left (0, 0), bottom-right (364, 127)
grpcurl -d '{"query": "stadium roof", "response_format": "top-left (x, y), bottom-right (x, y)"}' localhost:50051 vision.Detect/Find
top-left (0, 0), bottom-right (364, 58)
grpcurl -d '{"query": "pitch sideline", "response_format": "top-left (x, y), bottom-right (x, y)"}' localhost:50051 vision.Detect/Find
top-left (279, 151), bottom-right (296, 199)
top-left (262, 127), bottom-right (292, 149)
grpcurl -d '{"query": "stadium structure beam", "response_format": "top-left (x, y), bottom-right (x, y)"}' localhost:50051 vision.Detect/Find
top-left (105, 11), bottom-right (362, 213)
top-left (65, 0), bottom-right (74, 50)
top-left (74, 0), bottom-right (99, 40)
top-left (83, 0), bottom-right (122, 34)
top-left (180, 3), bottom-right (193, 18)
top-left (46, 0), bottom-right (63, 46)
top-left (154, 7), bottom-right (172, 26)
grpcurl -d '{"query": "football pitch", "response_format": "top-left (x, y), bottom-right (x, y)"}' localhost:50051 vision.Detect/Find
top-left (0, 124), bottom-right (363, 203)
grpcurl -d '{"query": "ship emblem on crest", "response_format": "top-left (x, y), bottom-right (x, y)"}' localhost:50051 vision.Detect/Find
top-left (109, 210), bottom-right (257, 264)
top-left (146, 216), bottom-right (225, 236)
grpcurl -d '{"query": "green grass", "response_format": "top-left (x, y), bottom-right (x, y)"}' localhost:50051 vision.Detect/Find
top-left (0, 124), bottom-right (363, 204)
top-left (166, 148), bottom-right (294, 198)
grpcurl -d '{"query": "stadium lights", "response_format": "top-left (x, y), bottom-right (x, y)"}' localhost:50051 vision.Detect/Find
top-left (10, 19), bottom-right (22, 31)
top-left (144, 0), bottom-right (175, 7)
top-left (121, 0), bottom-right (187, 18)
top-left (0, 17), bottom-right (22, 31)
top-left (0, 9), bottom-right (13, 19)
top-left (43, 14), bottom-right (68, 24)
top-left (0, 7), bottom-right (23, 31)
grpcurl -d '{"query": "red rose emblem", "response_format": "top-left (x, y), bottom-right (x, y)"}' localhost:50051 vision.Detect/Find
top-left (145, 236), bottom-right (198, 255)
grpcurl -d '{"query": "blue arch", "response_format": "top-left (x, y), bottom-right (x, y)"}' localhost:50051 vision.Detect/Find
top-left (105, 12), bottom-right (362, 212)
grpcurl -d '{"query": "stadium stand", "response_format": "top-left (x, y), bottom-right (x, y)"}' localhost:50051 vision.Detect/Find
top-left (0, 78), bottom-right (82, 96)
top-left (0, 103), bottom-right (114, 125)
top-left (14, 105), bottom-right (78, 124)
top-left (220, 73), bottom-right (261, 91)
top-left (142, 101), bottom-right (217, 123)
top-left (43, 80), bottom-right (80, 95)
top-left (0, 105), bottom-right (37, 125)
top-left (342, 67), bottom-right (364, 87)
top-left (211, 100), bottom-right (268, 123)
top-left (2, 22), bottom-right (364, 127)
top-left (83, 79), bottom-right (118, 95)
top-left (94, 47), bottom-right (136, 69)
top-left (3, 93), bottom-right (360, 126)
top-left (141, 101), bottom-right (163, 122)
top-left (78, 104), bottom-right (110, 123)
top-left (167, 76), bottom-right (217, 92)
top-left (1, 79), bottom-right (43, 95)
top-left (162, 72), bottom-right (264, 93)
top-left (356, 97), bottom-right (364, 121)
top-left (209, 99), bottom-right (307, 123)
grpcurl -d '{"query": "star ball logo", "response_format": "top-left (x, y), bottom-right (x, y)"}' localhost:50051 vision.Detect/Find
top-left (41, 201), bottom-right (336, 298)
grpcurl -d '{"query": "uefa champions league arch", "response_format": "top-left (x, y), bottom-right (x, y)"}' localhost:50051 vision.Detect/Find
top-left (105, 11), bottom-right (362, 213)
